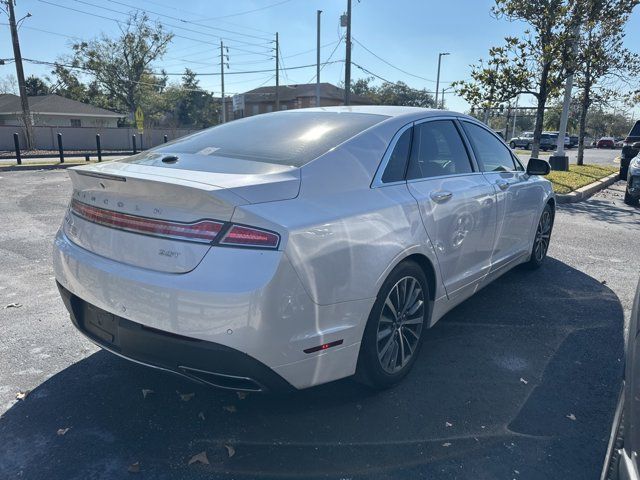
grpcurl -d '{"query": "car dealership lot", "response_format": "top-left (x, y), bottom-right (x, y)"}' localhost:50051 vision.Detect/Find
top-left (1, 171), bottom-right (638, 480)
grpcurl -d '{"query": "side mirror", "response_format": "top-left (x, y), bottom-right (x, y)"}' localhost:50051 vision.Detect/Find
top-left (632, 141), bottom-right (640, 149)
top-left (526, 157), bottom-right (551, 176)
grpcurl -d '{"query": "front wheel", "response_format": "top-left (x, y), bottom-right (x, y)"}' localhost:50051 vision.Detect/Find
top-left (525, 203), bottom-right (554, 269)
top-left (510, 141), bottom-right (516, 149)
top-left (356, 261), bottom-right (429, 389)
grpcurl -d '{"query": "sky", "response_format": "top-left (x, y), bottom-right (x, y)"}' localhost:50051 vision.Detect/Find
top-left (1, 0), bottom-right (639, 115)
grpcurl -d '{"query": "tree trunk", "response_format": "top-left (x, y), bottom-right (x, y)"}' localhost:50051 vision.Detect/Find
top-left (531, 64), bottom-right (550, 158)
top-left (577, 87), bottom-right (590, 166)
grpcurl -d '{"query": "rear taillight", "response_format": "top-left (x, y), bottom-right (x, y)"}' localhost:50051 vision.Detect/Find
top-left (219, 224), bottom-right (280, 249)
top-left (70, 199), bottom-right (280, 249)
top-left (70, 199), bottom-right (223, 244)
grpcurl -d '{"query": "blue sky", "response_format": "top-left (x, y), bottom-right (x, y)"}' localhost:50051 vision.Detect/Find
top-left (2, 0), bottom-right (639, 114)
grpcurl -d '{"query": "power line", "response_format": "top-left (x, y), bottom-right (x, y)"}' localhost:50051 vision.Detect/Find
top-left (283, 39), bottom-right (342, 59)
top-left (200, 0), bottom-right (293, 20)
top-left (352, 37), bottom-right (436, 83)
top-left (307, 35), bottom-right (344, 83)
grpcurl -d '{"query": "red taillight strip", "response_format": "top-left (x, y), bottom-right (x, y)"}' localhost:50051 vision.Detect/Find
top-left (70, 199), bottom-right (223, 243)
top-left (219, 224), bottom-right (280, 249)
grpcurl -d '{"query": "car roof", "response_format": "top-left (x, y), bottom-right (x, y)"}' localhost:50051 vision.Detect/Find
top-left (289, 105), bottom-right (472, 122)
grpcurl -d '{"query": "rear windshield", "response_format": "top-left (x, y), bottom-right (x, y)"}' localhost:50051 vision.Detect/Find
top-left (148, 111), bottom-right (387, 167)
top-left (629, 121), bottom-right (640, 137)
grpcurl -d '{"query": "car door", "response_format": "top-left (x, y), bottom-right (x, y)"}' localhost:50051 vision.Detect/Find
top-left (460, 120), bottom-right (541, 271)
top-left (405, 118), bottom-right (497, 300)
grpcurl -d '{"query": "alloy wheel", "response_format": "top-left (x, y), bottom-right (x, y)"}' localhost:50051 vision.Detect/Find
top-left (376, 276), bottom-right (425, 374)
top-left (534, 209), bottom-right (552, 262)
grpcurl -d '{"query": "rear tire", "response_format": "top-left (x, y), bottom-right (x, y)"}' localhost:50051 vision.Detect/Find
top-left (356, 261), bottom-right (429, 389)
top-left (624, 189), bottom-right (639, 206)
top-left (525, 142), bottom-right (531, 150)
top-left (620, 165), bottom-right (629, 181)
top-left (525, 203), bottom-right (554, 269)
top-left (510, 141), bottom-right (516, 149)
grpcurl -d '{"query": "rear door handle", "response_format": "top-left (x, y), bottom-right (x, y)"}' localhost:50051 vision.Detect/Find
top-left (430, 190), bottom-right (453, 203)
top-left (495, 180), bottom-right (509, 191)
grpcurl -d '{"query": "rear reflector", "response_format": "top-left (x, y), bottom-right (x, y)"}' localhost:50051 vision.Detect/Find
top-left (219, 224), bottom-right (280, 249)
top-left (71, 199), bottom-right (223, 244)
top-left (303, 339), bottom-right (344, 354)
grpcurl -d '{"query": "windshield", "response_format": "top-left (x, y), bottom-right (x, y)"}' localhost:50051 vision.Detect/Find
top-left (629, 120), bottom-right (640, 137)
top-left (145, 111), bottom-right (387, 167)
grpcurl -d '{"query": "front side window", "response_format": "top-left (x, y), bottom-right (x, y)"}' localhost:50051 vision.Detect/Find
top-left (463, 121), bottom-right (516, 172)
top-left (381, 127), bottom-right (412, 183)
top-left (407, 120), bottom-right (473, 180)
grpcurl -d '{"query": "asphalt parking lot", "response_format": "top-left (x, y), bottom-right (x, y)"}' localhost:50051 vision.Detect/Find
top-left (1, 170), bottom-right (638, 480)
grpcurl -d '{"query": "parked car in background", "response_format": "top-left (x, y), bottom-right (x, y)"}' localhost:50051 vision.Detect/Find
top-left (597, 137), bottom-right (616, 149)
top-left (546, 131), bottom-right (570, 149)
top-left (52, 106), bottom-right (555, 392)
top-left (508, 132), bottom-right (555, 151)
top-left (601, 278), bottom-right (640, 479)
top-left (509, 131), bottom-right (534, 149)
top-left (569, 135), bottom-right (579, 148)
top-left (621, 121), bottom-right (640, 179)
top-left (623, 148), bottom-right (640, 206)
top-left (615, 138), bottom-right (625, 148)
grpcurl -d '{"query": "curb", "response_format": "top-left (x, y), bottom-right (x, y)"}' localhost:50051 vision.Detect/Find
top-left (555, 172), bottom-right (620, 204)
top-left (0, 162), bottom-right (97, 172)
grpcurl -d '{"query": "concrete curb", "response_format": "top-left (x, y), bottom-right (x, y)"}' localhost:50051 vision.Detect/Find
top-left (0, 162), bottom-right (97, 172)
top-left (555, 172), bottom-right (620, 204)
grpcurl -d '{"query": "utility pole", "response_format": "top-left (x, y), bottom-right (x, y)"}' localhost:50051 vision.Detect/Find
top-left (434, 52), bottom-right (449, 109)
top-left (441, 87), bottom-right (445, 109)
top-left (316, 10), bottom-right (322, 107)
top-left (344, 0), bottom-right (352, 105)
top-left (6, 0), bottom-right (34, 149)
top-left (275, 32), bottom-right (279, 111)
top-left (511, 95), bottom-right (519, 139)
top-left (220, 41), bottom-right (226, 123)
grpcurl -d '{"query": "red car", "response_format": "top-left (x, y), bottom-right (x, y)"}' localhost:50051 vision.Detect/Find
top-left (597, 137), bottom-right (615, 149)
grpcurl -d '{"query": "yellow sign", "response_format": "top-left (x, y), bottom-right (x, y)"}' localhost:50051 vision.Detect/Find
top-left (135, 107), bottom-right (144, 133)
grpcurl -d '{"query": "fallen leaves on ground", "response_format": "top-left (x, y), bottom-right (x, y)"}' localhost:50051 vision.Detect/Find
top-left (4, 302), bottom-right (22, 309)
top-left (225, 444), bottom-right (235, 458)
top-left (141, 389), bottom-right (154, 399)
top-left (442, 442), bottom-right (452, 447)
top-left (188, 451), bottom-right (209, 466)
top-left (127, 462), bottom-right (140, 473)
top-left (566, 413), bottom-right (577, 421)
top-left (520, 377), bottom-right (529, 385)
top-left (178, 392), bottom-right (195, 402)
top-left (223, 405), bottom-right (237, 413)
top-left (445, 422), bottom-right (453, 427)
top-left (236, 391), bottom-right (247, 400)
top-left (198, 411), bottom-right (205, 421)
top-left (15, 390), bottom-right (30, 400)
top-left (56, 428), bottom-right (70, 436)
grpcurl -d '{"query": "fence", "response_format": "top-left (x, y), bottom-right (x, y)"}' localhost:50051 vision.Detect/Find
top-left (0, 125), bottom-right (198, 151)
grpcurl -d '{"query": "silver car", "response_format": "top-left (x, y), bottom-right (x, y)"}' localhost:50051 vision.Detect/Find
top-left (624, 146), bottom-right (640, 206)
top-left (53, 106), bottom-right (555, 392)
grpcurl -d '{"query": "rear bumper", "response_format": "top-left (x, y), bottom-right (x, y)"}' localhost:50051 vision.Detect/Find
top-left (57, 282), bottom-right (293, 392)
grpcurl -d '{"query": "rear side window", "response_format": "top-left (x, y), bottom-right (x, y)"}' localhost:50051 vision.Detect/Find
top-left (629, 121), bottom-right (640, 137)
top-left (462, 121), bottom-right (516, 172)
top-left (143, 112), bottom-right (387, 167)
top-left (407, 120), bottom-right (473, 180)
top-left (381, 128), bottom-right (412, 183)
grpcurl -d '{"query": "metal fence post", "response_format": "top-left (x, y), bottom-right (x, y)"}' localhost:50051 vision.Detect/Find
top-left (163, 134), bottom-right (168, 143)
top-left (96, 134), bottom-right (102, 162)
top-left (57, 133), bottom-right (64, 163)
top-left (13, 133), bottom-right (21, 165)
top-left (132, 134), bottom-right (137, 154)
top-left (85, 154), bottom-right (90, 162)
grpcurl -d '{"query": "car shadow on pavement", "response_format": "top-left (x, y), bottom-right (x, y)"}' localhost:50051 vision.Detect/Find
top-left (0, 258), bottom-right (624, 480)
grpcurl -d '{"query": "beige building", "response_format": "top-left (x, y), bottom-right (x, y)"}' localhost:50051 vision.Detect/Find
top-left (0, 94), bottom-right (122, 128)
top-left (229, 82), bottom-right (371, 119)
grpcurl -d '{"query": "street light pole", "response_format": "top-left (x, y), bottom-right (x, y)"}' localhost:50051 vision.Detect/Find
top-left (434, 52), bottom-right (449, 109)
top-left (6, 0), bottom-right (34, 149)
top-left (344, 0), bottom-right (352, 106)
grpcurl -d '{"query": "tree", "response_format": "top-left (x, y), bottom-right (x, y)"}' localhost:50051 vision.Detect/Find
top-left (455, 0), bottom-right (578, 157)
top-left (573, 0), bottom-right (638, 165)
top-left (71, 12), bottom-right (173, 121)
top-left (0, 74), bottom-right (17, 94)
top-left (24, 75), bottom-right (50, 96)
top-left (158, 69), bottom-right (219, 128)
top-left (350, 77), bottom-right (436, 108)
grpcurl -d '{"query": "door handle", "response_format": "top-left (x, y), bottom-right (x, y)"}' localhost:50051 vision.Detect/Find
top-left (430, 190), bottom-right (453, 203)
top-left (495, 180), bottom-right (509, 191)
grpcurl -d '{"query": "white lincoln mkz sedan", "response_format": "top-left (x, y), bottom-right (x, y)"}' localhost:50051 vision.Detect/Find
top-left (53, 106), bottom-right (554, 392)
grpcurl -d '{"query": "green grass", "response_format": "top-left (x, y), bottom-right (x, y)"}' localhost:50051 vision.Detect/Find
top-left (514, 149), bottom-right (551, 156)
top-left (546, 164), bottom-right (618, 194)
